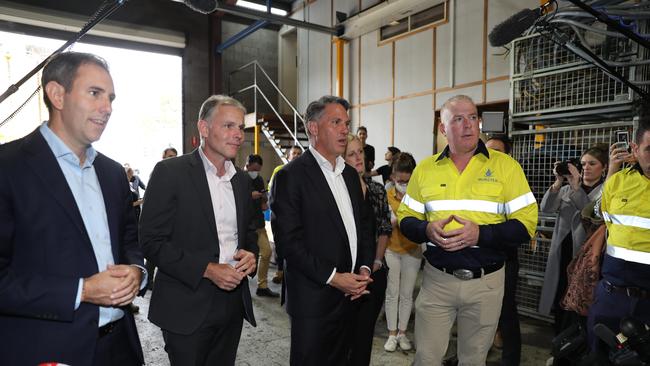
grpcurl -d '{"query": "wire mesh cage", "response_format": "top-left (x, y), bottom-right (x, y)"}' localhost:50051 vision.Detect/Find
top-left (510, 20), bottom-right (650, 120)
top-left (511, 122), bottom-right (633, 321)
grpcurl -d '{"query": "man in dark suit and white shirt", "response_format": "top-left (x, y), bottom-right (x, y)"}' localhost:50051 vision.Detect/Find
top-left (270, 95), bottom-right (374, 365)
top-left (0, 52), bottom-right (145, 366)
top-left (140, 94), bottom-right (258, 366)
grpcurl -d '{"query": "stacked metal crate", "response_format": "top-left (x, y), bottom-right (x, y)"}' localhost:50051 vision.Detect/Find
top-left (508, 12), bottom-right (650, 321)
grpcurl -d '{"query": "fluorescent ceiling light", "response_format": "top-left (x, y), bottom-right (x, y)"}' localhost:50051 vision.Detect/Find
top-left (237, 0), bottom-right (288, 16)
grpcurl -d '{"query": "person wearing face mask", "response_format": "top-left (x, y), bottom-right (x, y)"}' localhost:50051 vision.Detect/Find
top-left (538, 144), bottom-right (609, 363)
top-left (383, 152), bottom-right (422, 353)
top-left (245, 154), bottom-right (278, 298)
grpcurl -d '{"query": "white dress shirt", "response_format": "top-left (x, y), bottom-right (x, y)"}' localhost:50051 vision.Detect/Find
top-left (198, 148), bottom-right (239, 265)
top-left (310, 148), bottom-right (363, 282)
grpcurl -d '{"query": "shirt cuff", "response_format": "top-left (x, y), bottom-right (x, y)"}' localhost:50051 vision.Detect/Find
top-left (326, 268), bottom-right (337, 284)
top-left (360, 265), bottom-right (372, 274)
top-left (131, 264), bottom-right (148, 291)
top-left (75, 278), bottom-right (83, 310)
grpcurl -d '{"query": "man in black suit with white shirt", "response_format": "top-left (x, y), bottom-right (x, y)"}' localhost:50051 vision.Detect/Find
top-left (270, 95), bottom-right (374, 366)
top-left (140, 95), bottom-right (258, 366)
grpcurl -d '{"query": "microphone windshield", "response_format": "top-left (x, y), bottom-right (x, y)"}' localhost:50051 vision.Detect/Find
top-left (488, 8), bottom-right (541, 47)
top-left (593, 323), bottom-right (621, 350)
top-left (183, 0), bottom-right (218, 14)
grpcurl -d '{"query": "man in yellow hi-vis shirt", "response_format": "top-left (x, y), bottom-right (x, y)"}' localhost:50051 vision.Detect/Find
top-left (397, 95), bottom-right (538, 365)
top-left (588, 116), bottom-right (650, 351)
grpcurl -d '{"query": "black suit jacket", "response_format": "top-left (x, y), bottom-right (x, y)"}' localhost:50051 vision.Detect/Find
top-left (270, 150), bottom-right (373, 318)
top-left (0, 128), bottom-right (144, 366)
top-left (140, 149), bottom-right (258, 335)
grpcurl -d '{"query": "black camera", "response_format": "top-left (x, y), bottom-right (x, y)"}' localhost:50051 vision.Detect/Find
top-left (556, 158), bottom-right (582, 176)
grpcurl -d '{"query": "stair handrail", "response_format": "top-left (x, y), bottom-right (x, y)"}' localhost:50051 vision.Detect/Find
top-left (228, 60), bottom-right (307, 151)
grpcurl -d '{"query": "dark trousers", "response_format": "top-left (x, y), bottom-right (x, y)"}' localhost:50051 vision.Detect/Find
top-left (348, 267), bottom-right (388, 366)
top-left (162, 288), bottom-right (244, 366)
top-left (498, 257), bottom-right (521, 366)
top-left (93, 318), bottom-right (141, 366)
top-left (587, 279), bottom-right (650, 352)
top-left (290, 300), bottom-right (357, 366)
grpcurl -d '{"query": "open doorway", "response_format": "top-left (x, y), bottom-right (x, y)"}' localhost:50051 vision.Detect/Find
top-left (0, 30), bottom-right (183, 181)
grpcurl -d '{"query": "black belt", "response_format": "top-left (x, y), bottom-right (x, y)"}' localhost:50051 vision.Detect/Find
top-left (433, 262), bottom-right (504, 281)
top-left (603, 281), bottom-right (650, 299)
top-left (98, 318), bottom-right (122, 338)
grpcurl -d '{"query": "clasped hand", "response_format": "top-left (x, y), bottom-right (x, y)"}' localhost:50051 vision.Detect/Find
top-left (425, 215), bottom-right (479, 252)
top-left (330, 268), bottom-right (373, 300)
top-left (81, 264), bottom-right (142, 307)
top-left (203, 249), bottom-right (257, 291)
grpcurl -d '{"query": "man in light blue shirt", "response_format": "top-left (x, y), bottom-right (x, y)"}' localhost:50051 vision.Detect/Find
top-left (0, 52), bottom-right (146, 366)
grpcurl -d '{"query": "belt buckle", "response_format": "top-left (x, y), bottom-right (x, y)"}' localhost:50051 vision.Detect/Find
top-left (452, 269), bottom-right (474, 281)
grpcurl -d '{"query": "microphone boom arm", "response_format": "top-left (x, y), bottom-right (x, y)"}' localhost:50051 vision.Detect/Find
top-left (540, 25), bottom-right (650, 101)
top-left (0, 0), bottom-right (128, 105)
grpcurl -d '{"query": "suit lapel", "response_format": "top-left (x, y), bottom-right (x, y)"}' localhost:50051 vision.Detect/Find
top-left (188, 150), bottom-right (219, 243)
top-left (23, 130), bottom-right (90, 241)
top-left (343, 166), bottom-right (362, 231)
top-left (302, 151), bottom-right (348, 241)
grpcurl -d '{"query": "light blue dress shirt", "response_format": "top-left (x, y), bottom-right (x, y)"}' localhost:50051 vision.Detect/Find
top-left (40, 122), bottom-right (135, 327)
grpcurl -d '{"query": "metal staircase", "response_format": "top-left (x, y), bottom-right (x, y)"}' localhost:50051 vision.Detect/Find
top-left (228, 61), bottom-right (307, 163)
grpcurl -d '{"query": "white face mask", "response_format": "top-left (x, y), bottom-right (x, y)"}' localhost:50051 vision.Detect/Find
top-left (248, 171), bottom-right (259, 179)
top-left (395, 183), bottom-right (408, 194)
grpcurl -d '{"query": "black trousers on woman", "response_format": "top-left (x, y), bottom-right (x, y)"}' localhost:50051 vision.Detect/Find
top-left (347, 266), bottom-right (388, 366)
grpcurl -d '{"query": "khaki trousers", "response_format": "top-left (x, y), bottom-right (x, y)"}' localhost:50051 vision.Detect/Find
top-left (414, 263), bottom-right (504, 366)
top-left (256, 228), bottom-right (272, 288)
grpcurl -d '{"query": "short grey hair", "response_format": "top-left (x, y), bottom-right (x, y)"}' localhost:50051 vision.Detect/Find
top-left (440, 95), bottom-right (476, 122)
top-left (198, 95), bottom-right (246, 122)
top-left (304, 95), bottom-right (350, 137)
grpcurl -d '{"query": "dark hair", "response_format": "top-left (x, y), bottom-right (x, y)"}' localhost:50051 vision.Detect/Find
top-left (387, 146), bottom-right (401, 156)
top-left (582, 144), bottom-right (609, 167)
top-left (357, 126), bottom-right (367, 133)
top-left (636, 102), bottom-right (650, 144)
top-left (247, 154), bottom-right (263, 166)
top-left (392, 152), bottom-right (417, 174)
top-left (42, 52), bottom-right (110, 112)
top-left (305, 95), bottom-right (350, 123)
top-left (162, 147), bottom-right (178, 157)
top-left (486, 135), bottom-right (512, 154)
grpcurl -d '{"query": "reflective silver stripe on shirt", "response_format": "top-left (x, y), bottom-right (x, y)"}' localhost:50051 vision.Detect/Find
top-left (602, 212), bottom-right (650, 230)
top-left (424, 199), bottom-right (504, 214)
top-left (504, 192), bottom-right (536, 215)
top-left (606, 244), bottom-right (650, 265)
top-left (403, 194), bottom-right (425, 214)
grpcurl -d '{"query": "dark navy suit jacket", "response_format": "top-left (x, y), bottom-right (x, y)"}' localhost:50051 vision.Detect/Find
top-left (0, 128), bottom-right (144, 365)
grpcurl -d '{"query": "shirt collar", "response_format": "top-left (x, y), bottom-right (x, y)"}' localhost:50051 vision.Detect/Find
top-left (198, 147), bottom-right (236, 180)
top-left (310, 146), bottom-right (346, 175)
top-left (39, 122), bottom-right (97, 167)
top-left (629, 162), bottom-right (644, 175)
top-left (436, 139), bottom-right (490, 162)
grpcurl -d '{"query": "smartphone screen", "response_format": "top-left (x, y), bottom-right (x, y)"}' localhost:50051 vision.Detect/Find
top-left (616, 130), bottom-right (629, 150)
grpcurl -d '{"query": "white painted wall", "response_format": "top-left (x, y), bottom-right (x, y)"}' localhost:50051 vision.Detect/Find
top-left (290, 0), bottom-right (539, 160)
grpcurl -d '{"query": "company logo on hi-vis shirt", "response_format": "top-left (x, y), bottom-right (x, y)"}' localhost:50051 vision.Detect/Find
top-left (478, 169), bottom-right (497, 182)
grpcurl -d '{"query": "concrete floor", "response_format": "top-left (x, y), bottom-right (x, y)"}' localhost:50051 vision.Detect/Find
top-left (133, 266), bottom-right (555, 366)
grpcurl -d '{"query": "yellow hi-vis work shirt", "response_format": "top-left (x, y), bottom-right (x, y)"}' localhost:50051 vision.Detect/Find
top-left (601, 165), bottom-right (650, 264)
top-left (397, 142), bottom-right (538, 268)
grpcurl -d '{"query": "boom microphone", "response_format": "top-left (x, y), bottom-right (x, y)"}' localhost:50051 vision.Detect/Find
top-left (488, 1), bottom-right (555, 47)
top-left (183, 0), bottom-right (218, 14)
